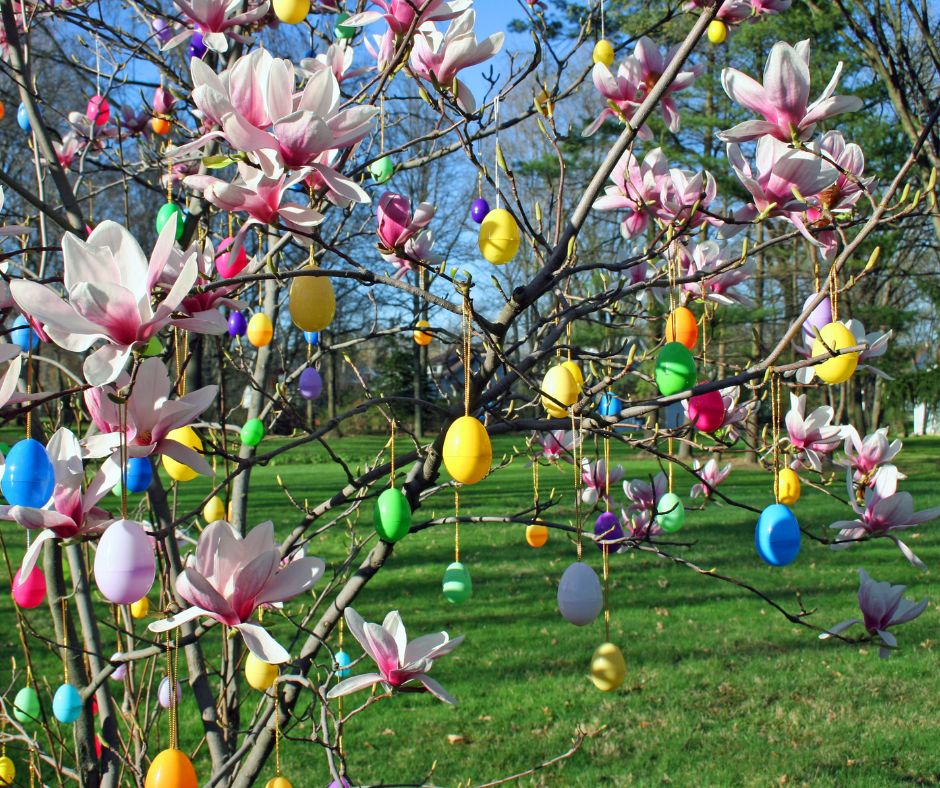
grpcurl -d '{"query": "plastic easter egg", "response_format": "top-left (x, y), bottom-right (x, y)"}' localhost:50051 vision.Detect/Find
top-left (470, 198), bottom-right (490, 224)
top-left (216, 238), bottom-right (249, 280)
top-left (334, 649), bottom-right (351, 678)
top-left (707, 19), bottom-right (727, 44)
top-left (151, 17), bottom-right (172, 43)
top-left (289, 267), bottom-right (335, 332)
top-left (245, 653), bottom-right (278, 691)
top-left (299, 367), bottom-right (323, 400)
top-left (442, 416), bottom-right (492, 485)
top-left (240, 418), bottom-right (265, 447)
top-left (144, 748), bottom-right (197, 788)
top-left (86, 95), bottom-right (110, 126)
top-left (188, 31), bottom-right (207, 59)
top-left (665, 306), bottom-right (698, 349)
top-left (158, 677), bottom-right (182, 709)
top-left (247, 313), bottom-right (274, 347)
top-left (369, 155), bottom-right (394, 183)
top-left (598, 392), bottom-right (621, 418)
top-left (10, 314), bottom-right (39, 353)
top-left (812, 322), bottom-right (858, 384)
top-left (655, 342), bottom-right (696, 396)
top-left (561, 360), bottom-right (584, 391)
top-left (442, 561), bottom-right (472, 604)
top-left (0, 755), bottom-right (14, 785)
top-left (525, 523), bottom-right (548, 548)
top-left (541, 364), bottom-right (578, 417)
top-left (125, 457), bottom-right (153, 493)
top-left (161, 426), bottom-right (203, 482)
top-left (478, 208), bottom-right (520, 265)
top-left (130, 596), bottom-right (150, 619)
top-left (273, 0), bottom-right (310, 23)
top-left (328, 780), bottom-right (351, 788)
top-left (801, 293), bottom-right (832, 338)
top-left (12, 566), bottom-right (46, 608)
top-left (53, 683), bottom-right (82, 724)
top-left (776, 468), bottom-right (801, 506)
top-left (557, 561), bottom-right (603, 626)
top-left (594, 511), bottom-right (623, 550)
top-left (589, 642), bottom-right (626, 692)
top-left (593, 39), bottom-right (614, 66)
top-left (334, 12), bottom-right (355, 38)
top-left (94, 520), bottom-right (155, 604)
top-left (266, 779), bottom-right (293, 788)
top-left (304, 331), bottom-right (320, 346)
top-left (112, 664), bottom-right (128, 681)
top-left (655, 491), bottom-right (685, 532)
top-left (155, 202), bottom-right (184, 240)
top-left (142, 337), bottom-right (163, 357)
top-left (373, 487), bottom-right (412, 543)
top-left (203, 495), bottom-right (226, 523)
top-left (755, 503), bottom-right (800, 566)
top-left (0, 100), bottom-right (5, 122)
top-left (151, 117), bottom-right (171, 135)
top-left (687, 389), bottom-right (724, 433)
top-left (413, 320), bottom-right (433, 346)
top-left (12, 686), bottom-right (40, 725)
top-left (17, 103), bottom-right (30, 132)
top-left (2, 438), bottom-right (55, 508)
top-left (227, 312), bottom-right (247, 337)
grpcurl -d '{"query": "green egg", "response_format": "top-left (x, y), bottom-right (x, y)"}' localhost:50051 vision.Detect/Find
top-left (374, 487), bottom-right (412, 542)
top-left (369, 156), bottom-right (394, 184)
top-left (655, 342), bottom-right (696, 396)
top-left (240, 418), bottom-right (265, 447)
top-left (442, 561), bottom-right (472, 604)
top-left (334, 12), bottom-right (355, 39)
top-left (0, 442), bottom-right (9, 455)
top-left (155, 202), bottom-right (184, 240)
top-left (13, 686), bottom-right (40, 725)
top-left (142, 337), bottom-right (163, 357)
top-left (655, 491), bottom-right (685, 532)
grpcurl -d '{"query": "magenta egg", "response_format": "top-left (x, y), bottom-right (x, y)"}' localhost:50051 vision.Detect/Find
top-left (12, 566), bottom-right (46, 609)
top-left (216, 237), bottom-right (249, 278)
top-left (299, 367), bottom-right (323, 400)
top-left (801, 293), bottom-right (832, 338)
top-left (687, 389), bottom-right (725, 433)
top-left (93, 520), bottom-right (155, 605)
top-left (158, 677), bottom-right (183, 708)
top-left (86, 95), bottom-right (110, 126)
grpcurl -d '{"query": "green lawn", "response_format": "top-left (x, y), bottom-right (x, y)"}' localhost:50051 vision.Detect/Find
top-left (3, 436), bottom-right (939, 786)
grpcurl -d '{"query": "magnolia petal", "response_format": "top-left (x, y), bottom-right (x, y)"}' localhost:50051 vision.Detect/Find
top-left (148, 605), bottom-right (212, 633)
top-left (326, 673), bottom-right (384, 699)
top-left (237, 622), bottom-right (290, 663)
top-left (415, 673), bottom-right (457, 704)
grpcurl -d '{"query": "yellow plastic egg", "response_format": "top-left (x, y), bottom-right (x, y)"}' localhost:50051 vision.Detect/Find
top-left (130, 597), bottom-right (150, 619)
top-left (811, 322), bottom-right (859, 384)
top-left (589, 642), bottom-right (626, 692)
top-left (561, 360), bottom-right (584, 391)
top-left (245, 653), bottom-right (278, 691)
top-left (247, 312), bottom-right (274, 347)
top-left (593, 39), bottom-right (615, 67)
top-left (273, 0), bottom-right (309, 23)
top-left (289, 266), bottom-right (335, 332)
top-left (478, 208), bottom-right (520, 265)
top-left (144, 748), bottom-right (197, 788)
top-left (525, 523), bottom-right (548, 548)
top-left (777, 468), bottom-right (801, 505)
top-left (541, 364), bottom-right (578, 417)
top-left (0, 755), bottom-right (15, 786)
top-left (707, 19), bottom-right (727, 44)
top-left (161, 426), bottom-right (203, 483)
top-left (265, 778), bottom-right (294, 788)
top-left (442, 416), bottom-right (492, 485)
top-left (203, 495), bottom-right (226, 523)
top-left (413, 320), bottom-right (433, 346)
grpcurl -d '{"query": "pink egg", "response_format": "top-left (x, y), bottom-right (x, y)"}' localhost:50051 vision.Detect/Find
top-left (687, 389), bottom-right (725, 433)
top-left (93, 520), bottom-right (155, 605)
top-left (12, 566), bottom-right (46, 608)
top-left (216, 237), bottom-right (249, 278)
top-left (86, 95), bottom-right (110, 126)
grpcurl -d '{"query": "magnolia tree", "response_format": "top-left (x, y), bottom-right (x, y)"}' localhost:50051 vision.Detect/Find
top-left (0, 0), bottom-right (938, 784)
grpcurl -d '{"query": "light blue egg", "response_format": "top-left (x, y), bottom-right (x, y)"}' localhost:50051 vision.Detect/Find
top-left (334, 649), bottom-right (351, 678)
top-left (755, 503), bottom-right (800, 566)
top-left (10, 315), bottom-right (39, 353)
top-left (1, 438), bottom-right (55, 508)
top-left (17, 103), bottom-right (31, 132)
top-left (52, 683), bottom-right (82, 724)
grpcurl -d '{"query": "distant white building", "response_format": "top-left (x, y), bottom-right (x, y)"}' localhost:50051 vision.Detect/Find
top-left (913, 402), bottom-right (940, 435)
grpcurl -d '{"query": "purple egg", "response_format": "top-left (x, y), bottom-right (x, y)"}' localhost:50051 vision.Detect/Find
top-left (111, 664), bottom-right (127, 681)
top-left (228, 312), bottom-right (247, 337)
top-left (93, 520), bottom-right (155, 605)
top-left (470, 198), bottom-right (490, 224)
top-left (151, 17), bottom-right (172, 43)
top-left (158, 677), bottom-right (183, 709)
top-left (299, 367), bottom-right (323, 400)
top-left (188, 31), bottom-right (207, 59)
top-left (327, 781), bottom-right (351, 788)
top-left (594, 511), bottom-right (623, 550)
top-left (801, 293), bottom-right (832, 337)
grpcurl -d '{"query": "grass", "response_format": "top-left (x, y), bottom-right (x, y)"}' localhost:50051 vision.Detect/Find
top-left (2, 435), bottom-right (939, 786)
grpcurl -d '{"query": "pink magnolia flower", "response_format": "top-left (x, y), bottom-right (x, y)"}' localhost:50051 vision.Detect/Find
top-left (820, 569), bottom-right (927, 658)
top-left (326, 607), bottom-right (464, 704)
top-left (164, 0), bottom-right (270, 52)
top-left (365, 29), bottom-right (397, 71)
top-left (793, 318), bottom-right (891, 385)
top-left (162, 239), bottom-right (245, 333)
top-left (583, 62), bottom-right (646, 138)
top-left (831, 466), bottom-right (940, 568)
top-left (690, 457), bottom-right (731, 500)
top-left (721, 386), bottom-right (758, 441)
top-left (620, 507), bottom-right (662, 539)
top-left (300, 43), bottom-right (371, 84)
top-left (532, 430), bottom-right (575, 464)
top-left (409, 11), bottom-right (504, 112)
top-left (10, 219), bottom-right (197, 386)
top-left (1, 428), bottom-right (119, 581)
top-left (82, 357), bottom-right (217, 475)
top-left (581, 458), bottom-right (624, 507)
top-left (593, 148), bottom-right (670, 239)
top-left (837, 427), bottom-right (902, 486)
top-left (382, 229), bottom-right (442, 278)
top-left (658, 166), bottom-right (720, 229)
top-left (150, 520), bottom-right (325, 662)
top-left (685, 0), bottom-right (752, 23)
top-left (0, 344), bottom-right (21, 404)
top-left (53, 131), bottom-right (84, 169)
top-left (752, 0), bottom-right (792, 13)
top-left (623, 472), bottom-right (667, 517)
top-left (376, 193), bottom-right (436, 253)
top-left (677, 240), bottom-right (753, 306)
top-left (784, 392), bottom-right (845, 471)
top-left (719, 39), bottom-right (862, 144)
top-left (344, 0), bottom-right (471, 39)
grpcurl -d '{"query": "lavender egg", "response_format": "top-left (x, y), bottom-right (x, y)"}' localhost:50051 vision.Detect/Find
top-left (228, 312), bottom-right (248, 337)
top-left (158, 677), bottom-right (183, 709)
top-left (299, 367), bottom-right (323, 400)
top-left (801, 293), bottom-right (832, 338)
top-left (93, 520), bottom-right (155, 605)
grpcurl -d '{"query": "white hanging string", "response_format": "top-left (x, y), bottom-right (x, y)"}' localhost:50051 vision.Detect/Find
top-left (95, 36), bottom-right (101, 95)
top-left (601, 0), bottom-right (605, 41)
top-left (494, 95), bottom-right (501, 210)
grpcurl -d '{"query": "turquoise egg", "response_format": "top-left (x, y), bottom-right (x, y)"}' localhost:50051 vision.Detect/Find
top-left (442, 561), bottom-right (472, 604)
top-left (334, 649), bottom-right (351, 679)
top-left (155, 202), bottom-right (184, 240)
top-left (755, 503), bottom-right (800, 566)
top-left (373, 487), bottom-right (411, 542)
top-left (52, 683), bottom-right (82, 724)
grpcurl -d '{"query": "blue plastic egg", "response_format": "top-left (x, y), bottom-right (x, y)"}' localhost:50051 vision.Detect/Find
top-left (228, 312), bottom-right (247, 337)
top-left (334, 649), bottom-right (351, 678)
top-left (52, 683), bottom-right (82, 724)
top-left (299, 367), bottom-right (322, 400)
top-left (304, 331), bottom-right (319, 346)
top-left (188, 31), bottom-right (207, 59)
top-left (594, 511), bottom-right (623, 550)
top-left (10, 315), bottom-right (39, 353)
top-left (755, 503), bottom-right (801, 566)
top-left (124, 457), bottom-right (153, 493)
top-left (598, 392), bottom-right (622, 418)
top-left (17, 103), bottom-right (31, 132)
top-left (1, 438), bottom-right (55, 508)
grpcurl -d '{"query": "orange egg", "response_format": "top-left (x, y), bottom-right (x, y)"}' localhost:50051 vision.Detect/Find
top-left (664, 306), bottom-right (698, 350)
top-left (525, 523), bottom-right (548, 548)
top-left (0, 101), bottom-right (6, 122)
top-left (151, 117), bottom-right (171, 135)
top-left (144, 749), bottom-right (197, 788)
top-left (413, 320), bottom-right (432, 346)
